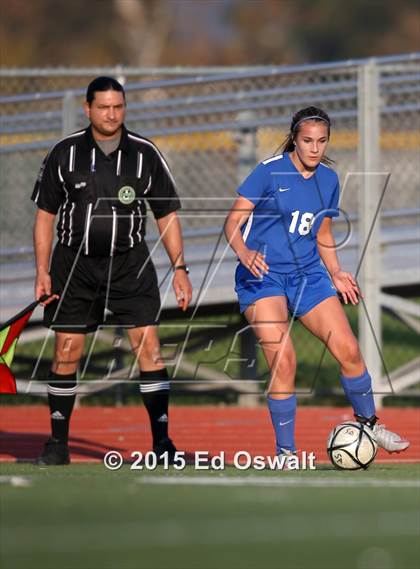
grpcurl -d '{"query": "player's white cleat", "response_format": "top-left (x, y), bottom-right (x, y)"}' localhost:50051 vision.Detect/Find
top-left (277, 448), bottom-right (297, 470)
top-left (372, 423), bottom-right (410, 453)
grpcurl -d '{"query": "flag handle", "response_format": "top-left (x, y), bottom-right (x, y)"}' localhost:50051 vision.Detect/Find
top-left (0, 294), bottom-right (56, 331)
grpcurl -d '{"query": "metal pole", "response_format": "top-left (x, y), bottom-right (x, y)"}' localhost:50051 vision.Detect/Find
top-left (357, 59), bottom-right (383, 408)
top-left (236, 112), bottom-right (259, 406)
top-left (62, 91), bottom-right (77, 136)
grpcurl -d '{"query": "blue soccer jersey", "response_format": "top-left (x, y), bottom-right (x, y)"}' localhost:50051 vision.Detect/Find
top-left (236, 152), bottom-right (339, 273)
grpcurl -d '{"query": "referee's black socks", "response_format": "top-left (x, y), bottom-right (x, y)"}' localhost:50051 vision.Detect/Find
top-left (47, 370), bottom-right (77, 444)
top-left (139, 368), bottom-right (170, 446)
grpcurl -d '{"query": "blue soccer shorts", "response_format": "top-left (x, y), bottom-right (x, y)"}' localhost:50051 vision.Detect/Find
top-left (235, 263), bottom-right (337, 317)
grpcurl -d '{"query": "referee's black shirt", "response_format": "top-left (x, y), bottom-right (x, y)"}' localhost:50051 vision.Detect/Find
top-left (31, 125), bottom-right (181, 256)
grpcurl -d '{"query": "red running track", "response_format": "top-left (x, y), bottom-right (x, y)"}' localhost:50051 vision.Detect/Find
top-left (0, 406), bottom-right (419, 463)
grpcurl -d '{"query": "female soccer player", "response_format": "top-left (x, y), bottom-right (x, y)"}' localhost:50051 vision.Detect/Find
top-left (224, 106), bottom-right (409, 459)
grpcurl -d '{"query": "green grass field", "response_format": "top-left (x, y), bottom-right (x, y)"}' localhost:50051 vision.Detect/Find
top-left (1, 463), bottom-right (419, 569)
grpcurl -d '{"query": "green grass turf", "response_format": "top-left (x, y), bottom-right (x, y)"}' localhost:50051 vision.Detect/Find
top-left (1, 463), bottom-right (419, 569)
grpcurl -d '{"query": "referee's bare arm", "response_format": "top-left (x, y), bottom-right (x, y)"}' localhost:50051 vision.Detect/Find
top-left (34, 209), bottom-right (59, 305)
top-left (156, 211), bottom-right (192, 311)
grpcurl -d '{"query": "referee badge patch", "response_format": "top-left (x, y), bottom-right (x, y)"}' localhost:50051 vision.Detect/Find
top-left (118, 186), bottom-right (136, 205)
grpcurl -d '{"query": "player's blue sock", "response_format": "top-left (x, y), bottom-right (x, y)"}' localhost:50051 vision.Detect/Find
top-left (267, 394), bottom-right (296, 454)
top-left (340, 370), bottom-right (376, 419)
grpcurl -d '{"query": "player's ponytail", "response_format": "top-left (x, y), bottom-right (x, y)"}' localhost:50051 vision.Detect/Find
top-left (276, 106), bottom-right (335, 166)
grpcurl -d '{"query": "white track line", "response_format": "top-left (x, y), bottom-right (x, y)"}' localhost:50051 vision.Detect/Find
top-left (136, 475), bottom-right (420, 488)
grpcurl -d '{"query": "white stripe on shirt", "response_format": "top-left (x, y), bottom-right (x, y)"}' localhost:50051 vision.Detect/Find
top-left (90, 148), bottom-right (96, 172)
top-left (136, 152), bottom-right (143, 178)
top-left (136, 206), bottom-right (143, 243)
top-left (110, 206), bottom-right (117, 256)
top-left (67, 202), bottom-right (75, 246)
top-left (34, 130), bottom-right (85, 204)
top-left (262, 154), bottom-right (283, 165)
top-left (242, 212), bottom-right (254, 243)
top-left (144, 175), bottom-right (152, 194)
top-left (129, 211), bottom-right (134, 248)
top-left (45, 130), bottom-right (85, 161)
top-left (116, 150), bottom-right (122, 175)
top-left (127, 133), bottom-right (177, 188)
top-left (60, 167), bottom-right (69, 245)
top-left (84, 203), bottom-right (93, 255)
top-left (69, 145), bottom-right (75, 172)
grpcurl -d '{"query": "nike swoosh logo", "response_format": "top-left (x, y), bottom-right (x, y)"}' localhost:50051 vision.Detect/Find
top-left (279, 419), bottom-right (293, 426)
top-left (278, 188), bottom-right (290, 192)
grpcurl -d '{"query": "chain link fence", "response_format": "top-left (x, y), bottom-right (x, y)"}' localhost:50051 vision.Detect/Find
top-left (1, 55), bottom-right (419, 250)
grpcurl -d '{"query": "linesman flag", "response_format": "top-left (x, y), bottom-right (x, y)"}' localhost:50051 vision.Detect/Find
top-left (0, 295), bottom-right (49, 394)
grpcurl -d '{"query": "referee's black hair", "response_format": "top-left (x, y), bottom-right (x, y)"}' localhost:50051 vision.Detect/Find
top-left (277, 106), bottom-right (335, 166)
top-left (86, 76), bottom-right (126, 105)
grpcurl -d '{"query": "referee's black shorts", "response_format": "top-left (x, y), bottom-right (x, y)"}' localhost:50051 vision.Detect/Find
top-left (44, 242), bottom-right (161, 333)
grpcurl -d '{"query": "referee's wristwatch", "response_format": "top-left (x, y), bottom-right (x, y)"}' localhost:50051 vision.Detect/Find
top-left (173, 264), bottom-right (190, 274)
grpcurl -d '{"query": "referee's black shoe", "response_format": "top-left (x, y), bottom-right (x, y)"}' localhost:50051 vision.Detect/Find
top-left (36, 438), bottom-right (70, 466)
top-left (153, 437), bottom-right (177, 464)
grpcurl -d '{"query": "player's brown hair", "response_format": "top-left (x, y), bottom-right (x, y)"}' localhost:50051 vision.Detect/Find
top-left (278, 106), bottom-right (334, 167)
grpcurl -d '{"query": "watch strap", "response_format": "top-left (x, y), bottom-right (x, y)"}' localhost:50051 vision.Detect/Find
top-left (173, 264), bottom-right (189, 273)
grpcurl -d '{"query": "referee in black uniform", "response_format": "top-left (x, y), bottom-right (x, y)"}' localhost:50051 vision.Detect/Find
top-left (32, 76), bottom-right (192, 465)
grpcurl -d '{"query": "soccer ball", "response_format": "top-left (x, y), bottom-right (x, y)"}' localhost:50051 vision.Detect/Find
top-left (327, 421), bottom-right (378, 470)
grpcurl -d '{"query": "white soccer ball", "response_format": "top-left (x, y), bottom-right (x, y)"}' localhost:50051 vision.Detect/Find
top-left (327, 421), bottom-right (378, 470)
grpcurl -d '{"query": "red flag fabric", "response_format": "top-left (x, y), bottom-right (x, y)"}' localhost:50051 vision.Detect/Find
top-left (0, 297), bottom-right (48, 394)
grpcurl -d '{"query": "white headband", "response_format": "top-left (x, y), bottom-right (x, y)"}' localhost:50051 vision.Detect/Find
top-left (292, 115), bottom-right (330, 131)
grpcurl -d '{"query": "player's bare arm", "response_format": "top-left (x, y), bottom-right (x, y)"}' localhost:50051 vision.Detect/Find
top-left (156, 211), bottom-right (192, 311)
top-left (316, 216), bottom-right (361, 305)
top-left (33, 209), bottom-right (59, 305)
top-left (224, 196), bottom-right (269, 278)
